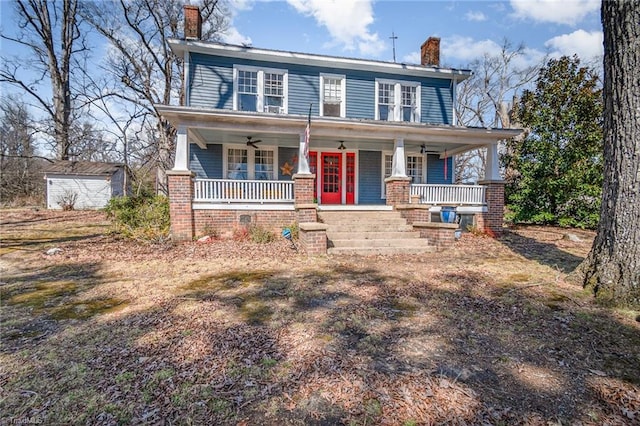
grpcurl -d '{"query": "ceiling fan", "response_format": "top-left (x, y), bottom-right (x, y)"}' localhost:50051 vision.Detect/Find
top-left (246, 136), bottom-right (262, 149)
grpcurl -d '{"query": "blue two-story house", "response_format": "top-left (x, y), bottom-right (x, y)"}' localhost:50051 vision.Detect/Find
top-left (158, 5), bottom-right (520, 246)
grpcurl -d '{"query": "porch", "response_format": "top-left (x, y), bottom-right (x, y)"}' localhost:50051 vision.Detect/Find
top-left (192, 178), bottom-right (487, 209)
top-left (159, 106), bottom-right (518, 246)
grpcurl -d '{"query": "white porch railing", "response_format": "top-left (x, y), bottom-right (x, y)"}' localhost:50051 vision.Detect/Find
top-left (410, 184), bottom-right (486, 205)
top-left (193, 179), bottom-right (294, 203)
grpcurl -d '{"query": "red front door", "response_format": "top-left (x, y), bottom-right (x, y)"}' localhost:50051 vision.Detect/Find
top-left (346, 153), bottom-right (355, 204)
top-left (321, 153), bottom-right (342, 204)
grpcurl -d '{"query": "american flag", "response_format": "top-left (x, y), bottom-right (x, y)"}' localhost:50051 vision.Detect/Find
top-left (444, 150), bottom-right (448, 181)
top-left (303, 104), bottom-right (311, 159)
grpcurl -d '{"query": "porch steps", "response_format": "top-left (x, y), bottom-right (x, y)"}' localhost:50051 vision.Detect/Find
top-left (318, 210), bottom-right (435, 255)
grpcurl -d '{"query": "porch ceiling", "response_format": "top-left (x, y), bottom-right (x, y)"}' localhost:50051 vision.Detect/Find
top-left (157, 105), bottom-right (522, 157)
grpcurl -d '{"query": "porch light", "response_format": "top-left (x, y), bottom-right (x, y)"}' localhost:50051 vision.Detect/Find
top-left (338, 141), bottom-right (346, 150)
top-left (420, 144), bottom-right (426, 154)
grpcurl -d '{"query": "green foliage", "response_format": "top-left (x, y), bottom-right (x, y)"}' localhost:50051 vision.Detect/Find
top-left (505, 56), bottom-right (603, 229)
top-left (104, 195), bottom-right (170, 242)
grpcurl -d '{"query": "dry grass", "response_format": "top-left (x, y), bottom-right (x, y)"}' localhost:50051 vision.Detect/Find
top-left (1, 208), bottom-right (639, 425)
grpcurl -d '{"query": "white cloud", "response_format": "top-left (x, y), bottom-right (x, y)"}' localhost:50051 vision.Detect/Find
top-left (438, 36), bottom-right (546, 69)
top-left (220, 0), bottom-right (254, 45)
top-left (227, 0), bottom-right (255, 11)
top-left (442, 36), bottom-right (503, 62)
top-left (510, 0), bottom-right (599, 26)
top-left (545, 29), bottom-right (603, 60)
top-left (221, 26), bottom-right (252, 45)
top-left (286, 0), bottom-right (385, 56)
top-left (465, 11), bottom-right (487, 22)
top-left (402, 51), bottom-right (421, 64)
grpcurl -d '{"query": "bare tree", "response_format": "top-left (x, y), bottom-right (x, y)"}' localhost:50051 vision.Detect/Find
top-left (80, 0), bottom-right (229, 194)
top-left (0, 96), bottom-right (44, 203)
top-left (0, 0), bottom-right (88, 160)
top-left (578, 1), bottom-right (640, 306)
top-left (454, 40), bottom-right (541, 183)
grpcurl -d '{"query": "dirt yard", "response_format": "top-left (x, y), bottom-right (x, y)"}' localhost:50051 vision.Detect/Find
top-left (1, 208), bottom-right (639, 425)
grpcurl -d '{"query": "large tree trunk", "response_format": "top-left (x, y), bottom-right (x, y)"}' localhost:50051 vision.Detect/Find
top-left (579, 1), bottom-right (640, 306)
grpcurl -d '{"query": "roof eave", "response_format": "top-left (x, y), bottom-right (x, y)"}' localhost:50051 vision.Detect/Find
top-left (168, 39), bottom-right (473, 81)
top-left (155, 105), bottom-right (522, 143)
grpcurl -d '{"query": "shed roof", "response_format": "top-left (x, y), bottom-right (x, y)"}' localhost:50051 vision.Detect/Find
top-left (44, 161), bottom-right (125, 176)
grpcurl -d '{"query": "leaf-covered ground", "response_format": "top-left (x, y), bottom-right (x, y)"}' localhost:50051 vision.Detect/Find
top-left (1, 208), bottom-right (639, 425)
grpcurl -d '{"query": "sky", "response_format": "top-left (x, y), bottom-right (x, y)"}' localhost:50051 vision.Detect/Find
top-left (219, 0), bottom-right (604, 69)
top-left (0, 0), bottom-right (604, 91)
top-left (0, 0), bottom-right (603, 153)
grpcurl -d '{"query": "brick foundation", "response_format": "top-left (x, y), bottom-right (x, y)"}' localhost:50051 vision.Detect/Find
top-left (396, 204), bottom-right (431, 224)
top-left (413, 222), bottom-right (457, 250)
top-left (193, 209), bottom-right (296, 238)
top-left (293, 173), bottom-right (316, 205)
top-left (384, 177), bottom-right (412, 206)
top-left (299, 222), bottom-right (328, 255)
top-left (295, 203), bottom-right (318, 223)
top-left (477, 180), bottom-right (505, 235)
top-left (167, 171), bottom-right (195, 242)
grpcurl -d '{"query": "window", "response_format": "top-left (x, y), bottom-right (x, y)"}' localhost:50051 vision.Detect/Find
top-left (382, 153), bottom-right (425, 197)
top-left (237, 70), bottom-right (257, 112)
top-left (226, 147), bottom-right (277, 180)
top-left (264, 73), bottom-right (283, 113)
top-left (227, 148), bottom-right (248, 179)
top-left (401, 85), bottom-right (418, 122)
top-left (234, 66), bottom-right (288, 114)
top-left (320, 74), bottom-right (346, 117)
top-left (406, 155), bottom-right (423, 184)
top-left (378, 83), bottom-right (395, 121)
top-left (254, 150), bottom-right (274, 180)
top-left (375, 80), bottom-right (421, 122)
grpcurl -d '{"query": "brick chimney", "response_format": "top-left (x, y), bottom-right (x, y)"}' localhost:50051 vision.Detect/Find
top-left (184, 5), bottom-right (202, 40)
top-left (421, 37), bottom-right (441, 67)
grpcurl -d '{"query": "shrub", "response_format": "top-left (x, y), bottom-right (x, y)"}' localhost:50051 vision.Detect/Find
top-left (104, 195), bottom-right (169, 242)
top-left (57, 190), bottom-right (78, 211)
top-left (249, 225), bottom-right (276, 243)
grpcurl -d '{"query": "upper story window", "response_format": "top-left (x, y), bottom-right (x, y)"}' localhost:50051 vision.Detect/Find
top-left (401, 85), bottom-right (418, 122)
top-left (233, 66), bottom-right (288, 114)
top-left (264, 73), bottom-right (284, 113)
top-left (320, 74), bottom-right (346, 117)
top-left (238, 70), bottom-right (258, 111)
top-left (378, 83), bottom-right (395, 121)
top-left (375, 80), bottom-right (421, 123)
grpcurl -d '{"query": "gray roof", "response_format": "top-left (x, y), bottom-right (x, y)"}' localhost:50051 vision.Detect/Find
top-left (44, 161), bottom-right (125, 176)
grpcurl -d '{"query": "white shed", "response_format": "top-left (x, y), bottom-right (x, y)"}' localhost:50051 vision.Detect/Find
top-left (44, 161), bottom-right (130, 210)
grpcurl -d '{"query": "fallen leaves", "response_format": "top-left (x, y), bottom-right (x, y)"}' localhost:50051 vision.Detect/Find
top-left (1, 210), bottom-right (639, 425)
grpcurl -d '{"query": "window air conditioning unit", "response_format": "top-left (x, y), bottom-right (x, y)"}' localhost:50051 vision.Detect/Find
top-left (265, 105), bottom-right (283, 114)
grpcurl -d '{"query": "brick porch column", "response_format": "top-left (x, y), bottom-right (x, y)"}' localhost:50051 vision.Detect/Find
top-left (167, 170), bottom-right (195, 242)
top-left (385, 176), bottom-right (412, 207)
top-left (478, 180), bottom-right (505, 235)
top-left (293, 173), bottom-right (317, 222)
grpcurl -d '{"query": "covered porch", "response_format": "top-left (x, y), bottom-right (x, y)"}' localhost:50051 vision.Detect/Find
top-left (157, 106), bottom-right (520, 243)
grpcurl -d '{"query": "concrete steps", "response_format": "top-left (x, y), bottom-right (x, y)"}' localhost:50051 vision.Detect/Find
top-left (319, 210), bottom-right (435, 255)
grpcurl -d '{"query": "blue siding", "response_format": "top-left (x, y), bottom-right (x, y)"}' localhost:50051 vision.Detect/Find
top-left (421, 79), bottom-right (453, 124)
top-left (189, 52), bottom-right (453, 124)
top-left (189, 54), bottom-right (234, 109)
top-left (427, 154), bottom-right (453, 184)
top-left (345, 74), bottom-right (376, 119)
top-left (278, 147), bottom-right (298, 180)
top-left (190, 144), bottom-right (223, 178)
top-left (358, 151), bottom-right (383, 204)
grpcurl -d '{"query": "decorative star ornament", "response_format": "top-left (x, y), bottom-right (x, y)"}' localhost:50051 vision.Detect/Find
top-left (280, 161), bottom-right (294, 176)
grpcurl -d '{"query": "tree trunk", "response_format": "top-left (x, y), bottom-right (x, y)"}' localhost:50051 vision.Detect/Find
top-left (578, 1), bottom-right (640, 306)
